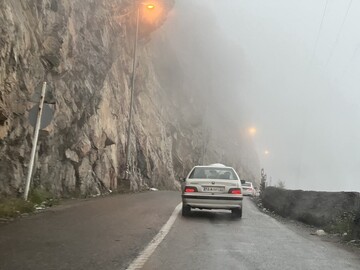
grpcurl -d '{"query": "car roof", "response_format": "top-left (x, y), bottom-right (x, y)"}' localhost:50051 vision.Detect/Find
top-left (208, 163), bottom-right (226, 167)
top-left (195, 164), bottom-right (232, 169)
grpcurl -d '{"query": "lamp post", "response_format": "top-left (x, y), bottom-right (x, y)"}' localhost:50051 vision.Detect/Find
top-left (124, 2), bottom-right (155, 180)
top-left (248, 127), bottom-right (257, 136)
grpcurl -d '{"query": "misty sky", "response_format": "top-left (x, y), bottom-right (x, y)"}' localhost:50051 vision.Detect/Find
top-left (168, 0), bottom-right (360, 191)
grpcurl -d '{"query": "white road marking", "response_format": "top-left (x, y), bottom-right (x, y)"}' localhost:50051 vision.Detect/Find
top-left (126, 203), bottom-right (182, 270)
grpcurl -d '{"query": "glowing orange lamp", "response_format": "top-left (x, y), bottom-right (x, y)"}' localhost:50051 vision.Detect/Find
top-left (146, 4), bottom-right (155, 9)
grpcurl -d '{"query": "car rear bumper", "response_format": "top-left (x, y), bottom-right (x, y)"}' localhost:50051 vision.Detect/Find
top-left (242, 190), bottom-right (254, 196)
top-left (182, 194), bottom-right (243, 209)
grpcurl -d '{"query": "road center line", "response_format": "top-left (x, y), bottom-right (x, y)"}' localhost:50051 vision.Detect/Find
top-left (125, 203), bottom-right (182, 270)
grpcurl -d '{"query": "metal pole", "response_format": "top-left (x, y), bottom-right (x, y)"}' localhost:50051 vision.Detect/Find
top-left (24, 82), bottom-right (47, 200)
top-left (125, 6), bottom-right (140, 180)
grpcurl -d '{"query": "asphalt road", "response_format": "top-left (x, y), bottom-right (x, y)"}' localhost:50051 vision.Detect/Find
top-left (0, 191), bottom-right (180, 270)
top-left (1, 192), bottom-right (359, 270)
top-left (142, 197), bottom-right (360, 270)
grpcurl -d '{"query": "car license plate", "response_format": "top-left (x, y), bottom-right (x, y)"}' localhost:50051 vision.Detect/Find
top-left (203, 186), bottom-right (224, 192)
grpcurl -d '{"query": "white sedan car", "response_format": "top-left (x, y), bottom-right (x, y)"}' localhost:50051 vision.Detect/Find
top-left (181, 164), bottom-right (243, 217)
top-left (242, 181), bottom-right (255, 196)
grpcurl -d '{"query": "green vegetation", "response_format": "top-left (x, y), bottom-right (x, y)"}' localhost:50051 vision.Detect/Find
top-left (325, 212), bottom-right (358, 240)
top-left (29, 188), bottom-right (58, 207)
top-left (0, 198), bottom-right (34, 218)
top-left (0, 188), bottom-right (58, 219)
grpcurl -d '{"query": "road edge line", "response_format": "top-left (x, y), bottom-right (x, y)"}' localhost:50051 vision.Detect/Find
top-left (126, 202), bottom-right (182, 270)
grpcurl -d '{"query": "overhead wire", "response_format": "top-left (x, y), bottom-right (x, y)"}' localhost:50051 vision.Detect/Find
top-left (310, 0), bottom-right (329, 63)
top-left (299, 0), bottom-right (330, 185)
top-left (299, 0), bottom-right (352, 185)
top-left (325, 0), bottom-right (353, 68)
top-left (341, 44), bottom-right (360, 77)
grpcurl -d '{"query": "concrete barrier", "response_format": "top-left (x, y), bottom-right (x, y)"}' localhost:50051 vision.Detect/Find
top-left (261, 187), bottom-right (360, 239)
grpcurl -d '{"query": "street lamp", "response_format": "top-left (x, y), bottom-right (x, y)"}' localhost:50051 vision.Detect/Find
top-left (146, 4), bottom-right (155, 9)
top-left (124, 2), bottom-right (156, 180)
top-left (248, 127), bottom-right (257, 136)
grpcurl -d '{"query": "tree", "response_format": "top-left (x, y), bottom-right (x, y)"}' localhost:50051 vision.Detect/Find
top-left (277, 180), bottom-right (286, 189)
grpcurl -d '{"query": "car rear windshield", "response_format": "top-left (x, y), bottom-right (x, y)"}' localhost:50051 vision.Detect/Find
top-left (189, 167), bottom-right (239, 180)
top-left (242, 182), bottom-right (252, 187)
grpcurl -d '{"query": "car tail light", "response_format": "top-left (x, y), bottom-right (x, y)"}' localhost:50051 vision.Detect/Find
top-left (185, 186), bottom-right (198, 192)
top-left (229, 188), bottom-right (242, 194)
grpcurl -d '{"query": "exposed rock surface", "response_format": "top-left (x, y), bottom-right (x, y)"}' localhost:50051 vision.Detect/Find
top-left (262, 187), bottom-right (360, 239)
top-left (0, 0), bottom-right (259, 197)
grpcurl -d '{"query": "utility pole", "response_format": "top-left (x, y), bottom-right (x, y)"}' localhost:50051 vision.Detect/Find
top-left (124, 2), bottom-right (156, 180)
top-left (124, 6), bottom-right (140, 180)
top-left (24, 82), bottom-right (47, 200)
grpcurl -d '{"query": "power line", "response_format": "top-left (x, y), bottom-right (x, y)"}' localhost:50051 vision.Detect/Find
top-left (341, 43), bottom-right (360, 77)
top-left (310, 0), bottom-right (329, 63)
top-left (325, 0), bottom-right (353, 68)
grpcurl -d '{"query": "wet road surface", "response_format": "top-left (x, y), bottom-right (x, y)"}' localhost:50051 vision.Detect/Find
top-left (0, 191), bottom-right (180, 270)
top-left (142, 197), bottom-right (360, 270)
top-left (1, 192), bottom-right (359, 270)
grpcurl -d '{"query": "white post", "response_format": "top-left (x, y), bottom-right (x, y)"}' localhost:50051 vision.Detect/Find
top-left (24, 82), bottom-right (47, 200)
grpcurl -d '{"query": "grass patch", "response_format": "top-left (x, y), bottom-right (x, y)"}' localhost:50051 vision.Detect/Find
top-left (0, 188), bottom-right (59, 219)
top-left (0, 198), bottom-right (35, 218)
top-left (29, 188), bottom-right (58, 206)
top-left (325, 212), bottom-right (358, 240)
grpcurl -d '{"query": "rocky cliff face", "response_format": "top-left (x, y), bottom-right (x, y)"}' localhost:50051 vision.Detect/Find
top-left (0, 0), bottom-right (259, 198)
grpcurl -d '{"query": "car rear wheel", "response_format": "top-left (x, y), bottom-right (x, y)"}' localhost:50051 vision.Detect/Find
top-left (231, 208), bottom-right (242, 218)
top-left (182, 204), bottom-right (191, 216)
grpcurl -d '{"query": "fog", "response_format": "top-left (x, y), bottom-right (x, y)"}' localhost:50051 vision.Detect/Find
top-left (162, 0), bottom-right (360, 192)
